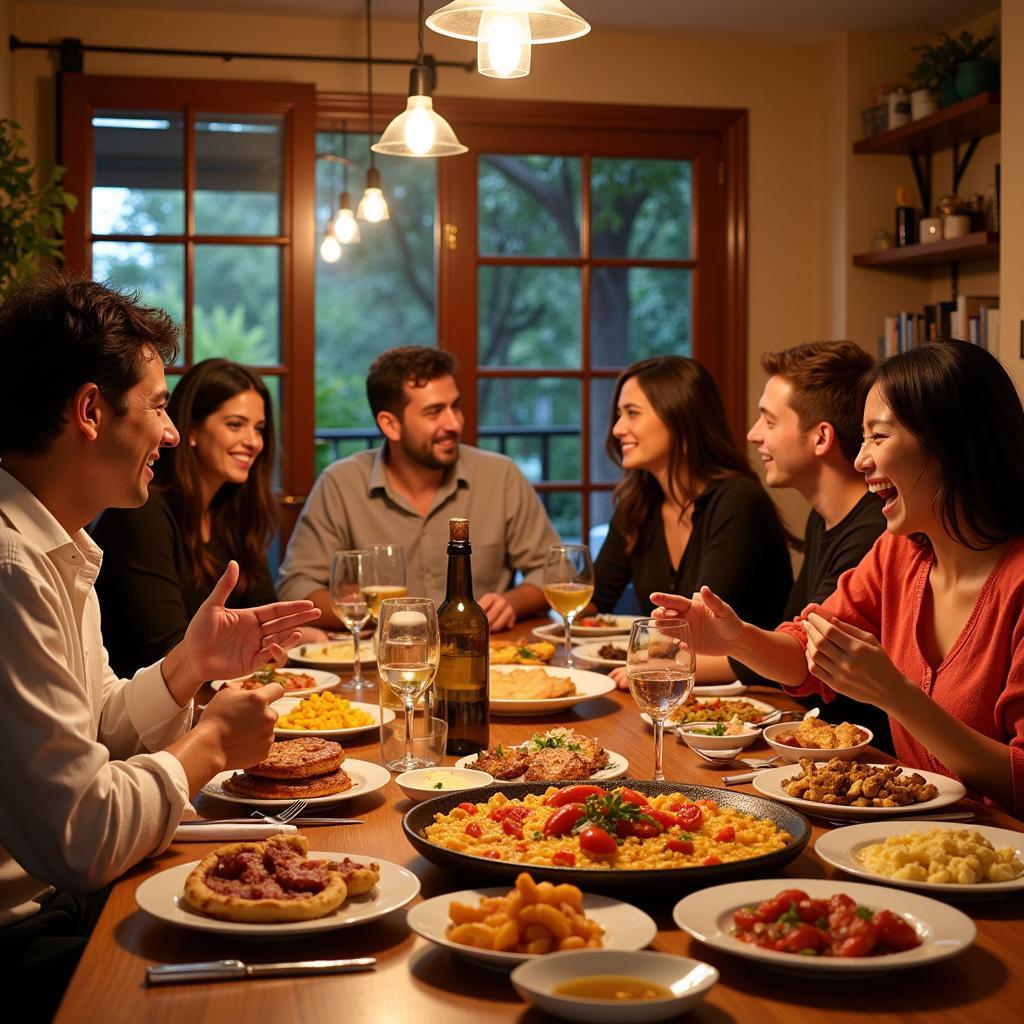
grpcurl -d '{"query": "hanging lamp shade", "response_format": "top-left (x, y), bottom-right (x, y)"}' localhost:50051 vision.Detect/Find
top-left (373, 65), bottom-right (468, 158)
top-left (425, 1), bottom-right (590, 44)
top-left (319, 230), bottom-right (342, 262)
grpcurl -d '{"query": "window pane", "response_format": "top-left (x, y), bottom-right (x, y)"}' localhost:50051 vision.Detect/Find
top-left (194, 114), bottom-right (283, 235)
top-left (92, 241), bottom-right (184, 330)
top-left (477, 378), bottom-right (580, 483)
top-left (478, 266), bottom-right (580, 368)
top-left (193, 245), bottom-right (280, 364)
top-left (543, 492), bottom-right (581, 546)
top-left (479, 155), bottom-right (581, 257)
top-left (92, 110), bottom-right (184, 235)
top-left (314, 131), bottom-right (436, 465)
top-left (588, 377), bottom-right (621, 483)
top-left (591, 158), bottom-right (692, 259)
top-left (590, 267), bottom-right (691, 367)
top-left (589, 490), bottom-right (615, 553)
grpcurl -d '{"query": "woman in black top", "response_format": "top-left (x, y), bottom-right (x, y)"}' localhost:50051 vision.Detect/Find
top-left (595, 356), bottom-right (792, 683)
top-left (94, 358), bottom-right (324, 676)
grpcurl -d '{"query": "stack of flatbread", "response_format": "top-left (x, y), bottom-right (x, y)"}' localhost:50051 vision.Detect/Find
top-left (490, 668), bottom-right (576, 700)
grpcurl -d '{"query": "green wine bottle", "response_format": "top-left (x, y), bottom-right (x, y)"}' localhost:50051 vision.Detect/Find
top-left (435, 517), bottom-right (489, 755)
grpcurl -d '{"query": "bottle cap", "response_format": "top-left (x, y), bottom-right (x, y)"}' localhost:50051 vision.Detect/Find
top-left (896, 186), bottom-right (909, 207)
top-left (449, 517), bottom-right (470, 542)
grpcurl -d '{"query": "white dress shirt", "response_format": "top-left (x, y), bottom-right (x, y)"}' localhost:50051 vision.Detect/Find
top-left (0, 468), bottom-right (192, 925)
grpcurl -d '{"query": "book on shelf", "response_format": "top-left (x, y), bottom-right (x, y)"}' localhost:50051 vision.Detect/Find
top-left (953, 295), bottom-right (998, 343)
top-left (878, 296), bottom-right (999, 358)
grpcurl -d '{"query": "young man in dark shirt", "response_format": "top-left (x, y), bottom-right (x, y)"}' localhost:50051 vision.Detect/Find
top-left (737, 341), bottom-right (891, 750)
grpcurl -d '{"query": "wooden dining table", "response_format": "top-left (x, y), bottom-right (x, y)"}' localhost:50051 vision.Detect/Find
top-left (55, 619), bottom-right (1024, 1024)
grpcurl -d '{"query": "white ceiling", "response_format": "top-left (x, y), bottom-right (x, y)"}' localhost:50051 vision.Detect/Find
top-left (15, 1), bottom-right (1001, 35)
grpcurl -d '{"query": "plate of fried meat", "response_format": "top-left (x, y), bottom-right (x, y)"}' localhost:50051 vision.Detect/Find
top-left (454, 728), bottom-right (628, 782)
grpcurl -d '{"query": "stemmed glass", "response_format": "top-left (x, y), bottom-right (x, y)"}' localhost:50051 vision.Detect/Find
top-left (542, 544), bottom-right (594, 670)
top-left (363, 544), bottom-right (408, 620)
top-left (626, 618), bottom-right (696, 781)
top-left (377, 597), bottom-right (440, 772)
top-left (329, 550), bottom-right (373, 692)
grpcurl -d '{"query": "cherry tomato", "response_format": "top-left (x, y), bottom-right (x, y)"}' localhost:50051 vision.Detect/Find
top-left (551, 850), bottom-right (576, 867)
top-left (646, 809), bottom-right (679, 830)
top-left (796, 898), bottom-right (830, 924)
top-left (618, 788), bottom-right (649, 806)
top-left (666, 838), bottom-right (695, 855)
top-left (578, 825), bottom-right (618, 856)
top-left (701, 855), bottom-right (722, 866)
top-left (544, 785), bottom-right (607, 807)
top-left (733, 908), bottom-right (763, 931)
top-left (872, 910), bottom-right (920, 951)
top-left (464, 821), bottom-right (482, 838)
top-left (714, 826), bottom-right (736, 842)
top-left (777, 923), bottom-right (826, 954)
top-left (514, 842), bottom-right (528, 853)
top-left (828, 893), bottom-right (857, 915)
top-left (830, 913), bottom-right (878, 957)
top-left (757, 889), bottom-right (811, 922)
top-left (674, 804), bottom-right (704, 830)
top-left (481, 850), bottom-right (501, 860)
top-left (457, 802), bottom-right (478, 814)
top-left (489, 804), bottom-right (529, 822)
top-left (615, 819), bottom-right (660, 839)
top-left (502, 817), bottom-right (524, 840)
top-left (542, 803), bottom-right (586, 837)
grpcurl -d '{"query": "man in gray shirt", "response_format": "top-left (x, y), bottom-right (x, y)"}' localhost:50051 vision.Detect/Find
top-left (278, 347), bottom-right (561, 629)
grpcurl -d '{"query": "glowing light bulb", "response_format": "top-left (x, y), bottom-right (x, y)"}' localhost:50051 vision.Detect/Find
top-left (332, 208), bottom-right (360, 244)
top-left (478, 9), bottom-right (531, 79)
top-left (358, 188), bottom-right (388, 223)
top-left (320, 233), bottom-right (342, 262)
top-left (403, 98), bottom-right (437, 156)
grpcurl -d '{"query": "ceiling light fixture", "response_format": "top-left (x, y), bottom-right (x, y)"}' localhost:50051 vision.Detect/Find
top-left (332, 129), bottom-right (361, 243)
top-left (357, 0), bottom-right (390, 222)
top-left (426, 1), bottom-right (590, 80)
top-left (373, 0), bottom-right (468, 158)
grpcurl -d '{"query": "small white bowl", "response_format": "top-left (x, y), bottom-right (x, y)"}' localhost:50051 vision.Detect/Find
top-left (761, 721), bottom-right (872, 763)
top-left (677, 722), bottom-right (760, 753)
top-left (511, 949), bottom-right (718, 1023)
top-left (394, 767), bottom-right (493, 803)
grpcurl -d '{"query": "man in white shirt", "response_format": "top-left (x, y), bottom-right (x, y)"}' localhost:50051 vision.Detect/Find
top-left (0, 274), bottom-right (319, 1012)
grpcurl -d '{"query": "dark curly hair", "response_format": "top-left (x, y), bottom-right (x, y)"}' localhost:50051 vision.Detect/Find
top-left (366, 346), bottom-right (457, 422)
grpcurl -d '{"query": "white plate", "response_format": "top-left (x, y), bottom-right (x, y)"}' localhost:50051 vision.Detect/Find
top-left (571, 640), bottom-right (628, 668)
top-left (270, 697), bottom-right (395, 739)
top-left (815, 820), bottom-right (1024, 898)
top-left (490, 665), bottom-right (616, 716)
top-left (532, 615), bottom-right (639, 641)
top-left (210, 667), bottom-right (340, 698)
top-left (454, 748), bottom-right (629, 782)
top-left (641, 695), bottom-right (778, 733)
top-left (136, 854), bottom-right (419, 936)
top-left (691, 681), bottom-right (748, 697)
top-left (672, 877), bottom-right (975, 976)
top-left (407, 888), bottom-right (657, 970)
top-left (288, 640), bottom-right (376, 667)
top-left (201, 759), bottom-right (391, 808)
top-left (752, 764), bottom-right (967, 819)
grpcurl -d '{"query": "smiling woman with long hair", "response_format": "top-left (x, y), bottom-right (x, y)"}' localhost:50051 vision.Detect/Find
top-left (653, 341), bottom-right (1024, 817)
top-left (94, 358), bottom-right (321, 676)
top-left (594, 356), bottom-right (792, 678)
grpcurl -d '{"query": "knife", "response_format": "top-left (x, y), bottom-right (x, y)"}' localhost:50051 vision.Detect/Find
top-left (147, 957), bottom-right (376, 985)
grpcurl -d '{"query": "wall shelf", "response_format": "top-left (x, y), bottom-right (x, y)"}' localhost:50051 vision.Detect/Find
top-left (853, 232), bottom-right (999, 269)
top-left (854, 92), bottom-right (1000, 156)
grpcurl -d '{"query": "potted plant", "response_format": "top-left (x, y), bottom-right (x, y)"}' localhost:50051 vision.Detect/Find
top-left (910, 28), bottom-right (999, 108)
top-left (0, 118), bottom-right (77, 299)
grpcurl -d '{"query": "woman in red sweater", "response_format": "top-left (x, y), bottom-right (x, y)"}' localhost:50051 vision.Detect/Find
top-left (653, 341), bottom-right (1024, 817)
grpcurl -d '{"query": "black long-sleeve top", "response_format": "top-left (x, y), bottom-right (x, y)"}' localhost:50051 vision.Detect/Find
top-left (92, 491), bottom-right (277, 678)
top-left (593, 475), bottom-right (793, 629)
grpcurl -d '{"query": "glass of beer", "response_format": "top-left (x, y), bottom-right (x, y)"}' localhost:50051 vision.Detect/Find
top-left (377, 597), bottom-right (440, 772)
top-left (363, 544), bottom-right (408, 620)
top-left (626, 618), bottom-right (695, 781)
top-left (542, 543), bottom-right (594, 670)
top-left (329, 549), bottom-right (373, 692)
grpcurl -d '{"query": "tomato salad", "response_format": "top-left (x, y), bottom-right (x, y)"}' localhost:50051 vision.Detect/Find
top-left (732, 888), bottom-right (922, 957)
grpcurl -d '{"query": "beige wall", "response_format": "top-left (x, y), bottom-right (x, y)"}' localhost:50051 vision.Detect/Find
top-left (1, 0), bottom-right (14, 119)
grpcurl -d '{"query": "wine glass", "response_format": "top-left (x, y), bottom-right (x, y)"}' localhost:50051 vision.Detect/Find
top-left (626, 618), bottom-right (696, 781)
top-left (363, 544), bottom-right (408, 620)
top-left (542, 544), bottom-right (594, 670)
top-left (329, 550), bottom-right (374, 691)
top-left (377, 597), bottom-right (440, 772)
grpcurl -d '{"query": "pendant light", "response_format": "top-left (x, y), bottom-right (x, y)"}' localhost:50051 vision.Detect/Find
top-left (319, 230), bottom-right (343, 263)
top-left (373, 0), bottom-right (467, 158)
top-left (331, 129), bottom-right (361, 243)
top-left (426, 1), bottom-right (590, 80)
top-left (357, 0), bottom-right (390, 222)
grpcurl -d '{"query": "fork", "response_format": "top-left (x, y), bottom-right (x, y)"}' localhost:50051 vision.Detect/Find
top-left (249, 799), bottom-right (309, 824)
top-left (688, 747), bottom-right (786, 770)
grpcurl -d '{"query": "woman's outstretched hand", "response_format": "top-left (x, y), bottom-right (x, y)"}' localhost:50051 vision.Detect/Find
top-left (649, 587), bottom-right (744, 657)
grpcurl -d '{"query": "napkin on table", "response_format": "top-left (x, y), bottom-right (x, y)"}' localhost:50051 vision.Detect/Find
top-left (173, 822), bottom-right (298, 843)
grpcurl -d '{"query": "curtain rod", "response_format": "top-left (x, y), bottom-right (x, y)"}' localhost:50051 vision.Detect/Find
top-left (8, 35), bottom-right (476, 73)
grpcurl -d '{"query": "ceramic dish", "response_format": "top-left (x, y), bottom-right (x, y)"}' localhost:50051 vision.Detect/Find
top-left (135, 854), bottom-right (419, 936)
top-left (490, 666), bottom-right (616, 716)
top-left (210, 667), bottom-right (339, 698)
top-left (673, 877), bottom-right (975, 976)
top-left (395, 767), bottom-right (494, 803)
top-left (402, 780), bottom-right (811, 893)
top-left (511, 950), bottom-right (719, 1023)
top-left (571, 641), bottom-right (628, 668)
top-left (453, 748), bottom-right (629, 783)
top-left (407, 889), bottom-right (657, 970)
top-left (287, 640), bottom-right (376, 668)
top-left (532, 615), bottom-right (639, 642)
top-left (761, 721), bottom-right (873, 763)
top-left (201, 759), bottom-right (391, 808)
top-left (815, 820), bottom-right (1024, 899)
top-left (270, 697), bottom-right (394, 739)
top-left (676, 723), bottom-right (760, 753)
top-left (752, 764), bottom-right (967, 819)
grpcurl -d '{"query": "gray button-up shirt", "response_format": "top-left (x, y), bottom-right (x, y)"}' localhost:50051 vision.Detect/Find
top-left (277, 445), bottom-right (561, 606)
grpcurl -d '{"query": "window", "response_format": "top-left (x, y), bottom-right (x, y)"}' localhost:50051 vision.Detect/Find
top-left (60, 74), bottom-right (316, 493)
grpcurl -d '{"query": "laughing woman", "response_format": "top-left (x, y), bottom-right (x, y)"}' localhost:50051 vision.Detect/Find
top-left (653, 341), bottom-right (1024, 817)
top-left (94, 358), bottom-right (324, 676)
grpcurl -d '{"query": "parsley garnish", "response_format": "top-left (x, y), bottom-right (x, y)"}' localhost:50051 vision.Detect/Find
top-left (855, 906), bottom-right (873, 921)
top-left (777, 902), bottom-right (801, 926)
top-left (571, 791), bottom-right (658, 837)
top-left (433, 782), bottom-right (444, 790)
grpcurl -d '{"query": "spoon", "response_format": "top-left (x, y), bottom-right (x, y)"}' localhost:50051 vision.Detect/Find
top-left (688, 747), bottom-right (786, 769)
